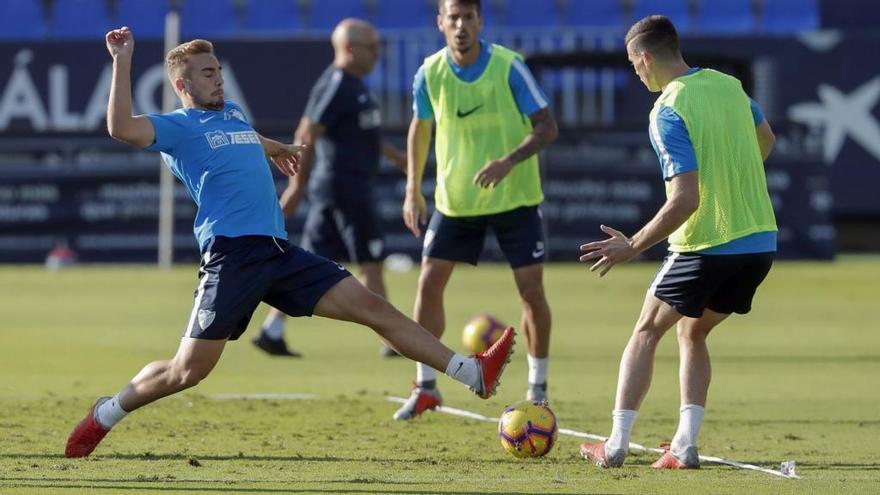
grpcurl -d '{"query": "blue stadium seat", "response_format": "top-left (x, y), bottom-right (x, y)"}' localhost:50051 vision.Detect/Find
top-left (303, 0), bottom-right (368, 31)
top-left (371, 0), bottom-right (434, 30)
top-left (50, 0), bottom-right (112, 39)
top-left (243, 0), bottom-right (303, 33)
top-left (0, 0), bottom-right (46, 39)
top-left (564, 0), bottom-right (625, 29)
top-left (632, 0), bottom-right (692, 33)
top-left (761, 0), bottom-right (819, 33)
top-left (695, 0), bottom-right (755, 34)
top-left (116, 0), bottom-right (170, 39)
top-left (500, 0), bottom-right (561, 28)
top-left (181, 0), bottom-right (238, 38)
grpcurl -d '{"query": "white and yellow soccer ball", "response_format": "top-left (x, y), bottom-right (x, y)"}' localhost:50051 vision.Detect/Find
top-left (461, 314), bottom-right (506, 354)
top-left (498, 400), bottom-right (558, 458)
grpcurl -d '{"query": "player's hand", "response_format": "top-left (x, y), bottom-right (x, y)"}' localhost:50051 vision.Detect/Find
top-left (579, 225), bottom-right (639, 277)
top-left (106, 27), bottom-right (134, 59)
top-left (267, 144), bottom-right (306, 177)
top-left (403, 191), bottom-right (427, 237)
top-left (473, 157), bottom-right (514, 189)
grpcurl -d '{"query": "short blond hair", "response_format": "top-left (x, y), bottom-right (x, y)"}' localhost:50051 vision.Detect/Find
top-left (165, 39), bottom-right (214, 78)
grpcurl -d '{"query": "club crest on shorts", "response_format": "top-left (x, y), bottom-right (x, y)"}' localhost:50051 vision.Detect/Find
top-left (198, 309), bottom-right (216, 329)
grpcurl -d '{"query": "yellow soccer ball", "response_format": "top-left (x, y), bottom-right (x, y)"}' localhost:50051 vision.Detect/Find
top-left (461, 314), bottom-right (506, 354)
top-left (498, 400), bottom-right (558, 458)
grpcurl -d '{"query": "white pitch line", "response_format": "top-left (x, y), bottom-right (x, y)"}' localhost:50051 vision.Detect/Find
top-left (386, 396), bottom-right (799, 479)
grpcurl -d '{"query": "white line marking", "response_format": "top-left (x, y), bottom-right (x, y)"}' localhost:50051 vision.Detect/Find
top-left (386, 396), bottom-right (799, 479)
top-left (208, 393), bottom-right (319, 400)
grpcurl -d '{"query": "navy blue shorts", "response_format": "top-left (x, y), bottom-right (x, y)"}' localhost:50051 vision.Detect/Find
top-left (301, 201), bottom-right (384, 263)
top-left (648, 251), bottom-right (774, 318)
top-left (422, 205), bottom-right (546, 268)
top-left (184, 236), bottom-right (351, 340)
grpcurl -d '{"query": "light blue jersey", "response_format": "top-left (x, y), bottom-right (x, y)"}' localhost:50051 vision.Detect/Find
top-left (648, 68), bottom-right (775, 255)
top-left (413, 40), bottom-right (549, 120)
top-left (146, 101), bottom-right (286, 251)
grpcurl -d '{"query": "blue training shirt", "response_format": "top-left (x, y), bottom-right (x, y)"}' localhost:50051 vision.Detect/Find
top-left (412, 40), bottom-right (549, 119)
top-left (146, 101), bottom-right (286, 251)
top-left (648, 68), bottom-right (775, 254)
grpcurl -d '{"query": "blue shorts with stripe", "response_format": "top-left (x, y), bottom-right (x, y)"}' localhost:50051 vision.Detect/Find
top-left (648, 251), bottom-right (774, 318)
top-left (301, 200), bottom-right (384, 264)
top-left (185, 235), bottom-right (351, 340)
top-left (422, 205), bottom-right (546, 268)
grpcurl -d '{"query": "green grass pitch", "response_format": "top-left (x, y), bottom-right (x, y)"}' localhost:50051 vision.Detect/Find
top-left (0, 258), bottom-right (878, 494)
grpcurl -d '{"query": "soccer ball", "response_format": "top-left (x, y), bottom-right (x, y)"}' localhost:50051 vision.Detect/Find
top-left (498, 400), bottom-right (558, 458)
top-left (461, 314), bottom-right (506, 354)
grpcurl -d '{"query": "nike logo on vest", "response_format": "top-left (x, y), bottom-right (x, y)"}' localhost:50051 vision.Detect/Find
top-left (457, 104), bottom-right (483, 118)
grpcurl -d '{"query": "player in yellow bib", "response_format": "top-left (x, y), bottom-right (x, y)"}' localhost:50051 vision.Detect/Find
top-left (578, 16), bottom-right (778, 470)
top-left (394, 0), bottom-right (559, 420)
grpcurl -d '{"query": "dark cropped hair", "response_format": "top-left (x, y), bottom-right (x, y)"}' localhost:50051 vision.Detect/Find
top-left (625, 15), bottom-right (681, 59)
top-left (438, 0), bottom-right (481, 14)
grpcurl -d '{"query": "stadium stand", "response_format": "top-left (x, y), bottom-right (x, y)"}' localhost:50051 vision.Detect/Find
top-left (694, 0), bottom-right (756, 34)
top-left (499, 0), bottom-right (561, 28)
top-left (242, 0), bottom-right (303, 33)
top-left (369, 0), bottom-right (435, 30)
top-left (761, 0), bottom-right (820, 33)
top-left (180, 0), bottom-right (239, 37)
top-left (0, 0), bottom-right (47, 39)
top-left (302, 0), bottom-right (368, 31)
top-left (116, 0), bottom-right (173, 39)
top-left (50, 0), bottom-right (113, 39)
top-left (632, 0), bottom-right (692, 33)
top-left (563, 0), bottom-right (625, 29)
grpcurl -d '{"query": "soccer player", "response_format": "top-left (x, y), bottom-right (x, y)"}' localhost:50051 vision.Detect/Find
top-left (394, 0), bottom-right (558, 420)
top-left (251, 19), bottom-right (406, 359)
top-left (578, 16), bottom-right (777, 469)
top-left (64, 27), bottom-right (515, 458)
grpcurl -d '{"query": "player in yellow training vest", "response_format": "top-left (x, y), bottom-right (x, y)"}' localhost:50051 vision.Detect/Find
top-left (578, 16), bottom-right (778, 470)
top-left (394, 0), bottom-right (559, 420)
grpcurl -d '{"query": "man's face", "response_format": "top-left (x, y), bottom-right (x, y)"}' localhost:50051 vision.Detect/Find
top-left (626, 41), bottom-right (660, 93)
top-left (350, 29), bottom-right (381, 75)
top-left (180, 53), bottom-right (224, 110)
top-left (438, 1), bottom-right (482, 54)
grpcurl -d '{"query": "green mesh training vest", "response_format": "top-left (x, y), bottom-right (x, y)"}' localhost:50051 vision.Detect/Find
top-left (424, 44), bottom-right (543, 216)
top-left (651, 69), bottom-right (777, 252)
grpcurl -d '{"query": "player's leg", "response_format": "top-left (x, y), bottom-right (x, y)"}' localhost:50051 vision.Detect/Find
top-left (358, 261), bottom-right (400, 358)
top-left (493, 206), bottom-right (552, 401)
top-left (512, 262), bottom-right (552, 401)
top-left (310, 276), bottom-right (514, 398)
top-left (661, 309), bottom-right (728, 468)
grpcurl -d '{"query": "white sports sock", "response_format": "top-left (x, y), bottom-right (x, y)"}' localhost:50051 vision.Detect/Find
top-left (671, 404), bottom-right (705, 454)
top-left (527, 355), bottom-right (549, 385)
top-left (261, 312), bottom-right (286, 339)
top-left (95, 394), bottom-right (129, 429)
top-left (444, 353), bottom-right (479, 389)
top-left (606, 409), bottom-right (637, 454)
top-left (416, 362), bottom-right (437, 386)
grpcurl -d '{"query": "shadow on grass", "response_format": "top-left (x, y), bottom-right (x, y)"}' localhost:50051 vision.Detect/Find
top-left (0, 479), bottom-right (610, 495)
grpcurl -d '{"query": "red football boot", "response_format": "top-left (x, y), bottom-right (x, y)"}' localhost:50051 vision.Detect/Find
top-left (392, 385), bottom-right (443, 420)
top-left (651, 443), bottom-right (700, 469)
top-left (65, 397), bottom-right (111, 458)
top-left (580, 441), bottom-right (626, 468)
top-left (472, 326), bottom-right (515, 399)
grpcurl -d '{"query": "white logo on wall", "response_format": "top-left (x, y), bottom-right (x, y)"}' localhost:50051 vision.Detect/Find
top-left (0, 49), bottom-right (252, 132)
top-left (788, 77), bottom-right (880, 164)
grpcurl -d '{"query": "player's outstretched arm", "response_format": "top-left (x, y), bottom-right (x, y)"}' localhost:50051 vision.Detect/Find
top-left (756, 120), bottom-right (775, 161)
top-left (403, 116), bottom-right (432, 237)
top-left (473, 108), bottom-right (558, 188)
top-left (258, 134), bottom-right (306, 178)
top-left (105, 27), bottom-right (155, 149)
top-left (580, 171), bottom-right (699, 277)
